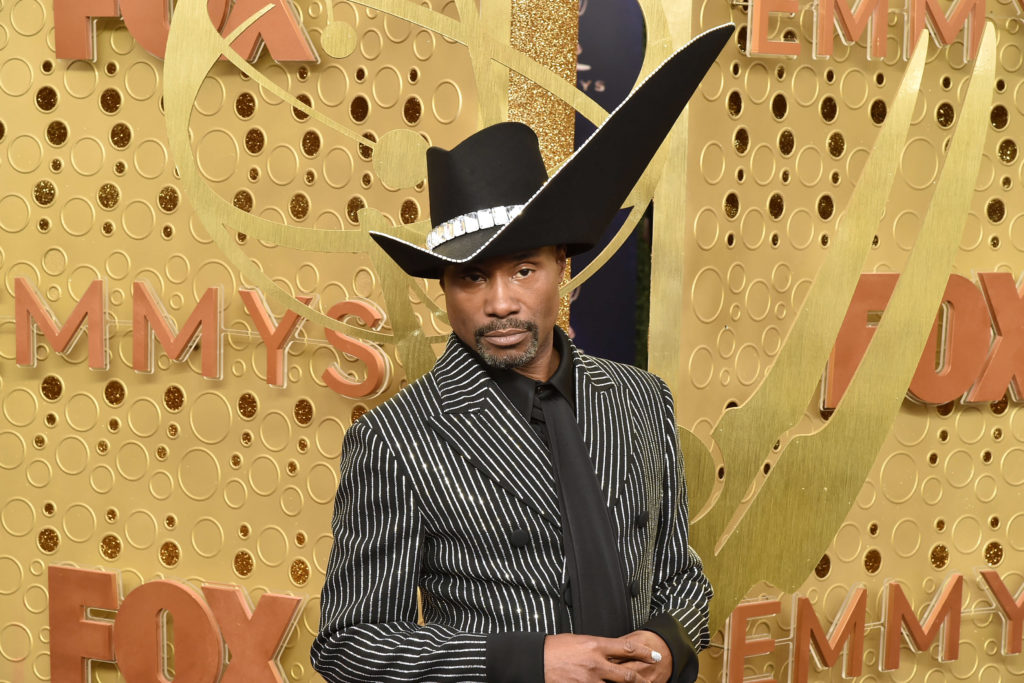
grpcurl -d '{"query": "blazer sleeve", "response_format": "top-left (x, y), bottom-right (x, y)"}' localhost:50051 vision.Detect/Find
top-left (640, 377), bottom-right (714, 678)
top-left (311, 417), bottom-right (496, 682)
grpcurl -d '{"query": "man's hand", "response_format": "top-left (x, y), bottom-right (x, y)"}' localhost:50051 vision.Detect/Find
top-left (615, 630), bottom-right (673, 683)
top-left (543, 633), bottom-right (664, 683)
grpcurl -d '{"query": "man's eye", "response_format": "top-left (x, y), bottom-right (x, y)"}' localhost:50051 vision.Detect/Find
top-left (516, 268), bottom-right (534, 278)
top-left (463, 273), bottom-right (484, 282)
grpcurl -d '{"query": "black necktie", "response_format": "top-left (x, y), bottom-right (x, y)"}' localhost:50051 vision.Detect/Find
top-left (530, 385), bottom-right (632, 637)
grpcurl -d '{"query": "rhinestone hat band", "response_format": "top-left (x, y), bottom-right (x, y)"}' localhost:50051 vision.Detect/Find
top-left (425, 204), bottom-right (525, 250)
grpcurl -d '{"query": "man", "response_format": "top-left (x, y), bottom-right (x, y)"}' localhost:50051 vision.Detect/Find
top-left (312, 24), bottom-right (733, 683)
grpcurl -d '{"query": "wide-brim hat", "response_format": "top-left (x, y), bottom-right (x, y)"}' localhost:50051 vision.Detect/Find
top-left (370, 23), bottom-right (735, 278)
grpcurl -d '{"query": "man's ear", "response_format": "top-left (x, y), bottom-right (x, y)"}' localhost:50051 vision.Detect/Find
top-left (556, 245), bottom-right (568, 277)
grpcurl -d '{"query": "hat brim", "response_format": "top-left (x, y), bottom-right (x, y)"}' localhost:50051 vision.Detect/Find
top-left (370, 23), bottom-right (735, 279)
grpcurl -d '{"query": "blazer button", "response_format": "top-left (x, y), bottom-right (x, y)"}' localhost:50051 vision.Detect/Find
top-left (509, 529), bottom-right (530, 548)
top-left (629, 579), bottom-right (641, 598)
top-left (636, 510), bottom-right (650, 528)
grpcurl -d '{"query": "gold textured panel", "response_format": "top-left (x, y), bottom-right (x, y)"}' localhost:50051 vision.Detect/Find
top-left (0, 0), bottom-right (576, 680)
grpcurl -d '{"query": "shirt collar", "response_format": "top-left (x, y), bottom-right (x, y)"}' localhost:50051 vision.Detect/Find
top-left (484, 325), bottom-right (576, 419)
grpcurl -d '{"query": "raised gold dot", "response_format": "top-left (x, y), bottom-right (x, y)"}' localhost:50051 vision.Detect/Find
top-left (245, 128), bottom-right (266, 154)
top-left (97, 183), bottom-right (120, 209)
top-left (238, 393), bottom-right (258, 419)
top-left (991, 105), bottom-right (1008, 130)
top-left (768, 193), bottom-right (784, 219)
top-left (39, 528), bottom-right (60, 553)
top-left (400, 199), bottom-right (419, 224)
top-left (403, 96), bottom-right (422, 124)
top-left (291, 558), bottom-right (310, 585)
top-left (818, 195), bottom-right (834, 220)
top-left (34, 180), bottom-right (56, 206)
top-left (863, 548), bottom-right (881, 574)
top-left (931, 543), bottom-right (949, 568)
top-left (294, 398), bottom-right (313, 425)
top-left (827, 132), bottom-right (845, 158)
top-left (46, 120), bottom-right (68, 146)
top-left (290, 193), bottom-right (310, 220)
top-left (936, 102), bottom-right (955, 128)
top-left (724, 192), bottom-right (739, 219)
top-left (771, 93), bottom-right (787, 120)
top-left (100, 533), bottom-right (120, 559)
top-left (727, 91), bottom-right (742, 117)
top-left (235, 92), bottom-right (256, 118)
top-left (235, 550), bottom-right (254, 576)
top-left (110, 123), bottom-right (131, 149)
top-left (104, 379), bottom-right (125, 405)
top-left (160, 540), bottom-right (180, 567)
top-left (158, 186), bottom-right (180, 213)
top-left (164, 385), bottom-right (185, 411)
top-left (233, 190), bottom-right (254, 213)
top-left (987, 198), bottom-right (1005, 223)
top-left (734, 128), bottom-right (749, 154)
top-left (302, 130), bottom-right (321, 157)
top-left (41, 375), bottom-right (63, 400)
top-left (871, 99), bottom-right (887, 124)
top-left (820, 96), bottom-right (837, 123)
top-left (36, 86), bottom-right (58, 111)
top-left (778, 129), bottom-right (794, 156)
top-left (999, 139), bottom-right (1017, 163)
top-left (986, 541), bottom-right (1004, 566)
top-left (100, 88), bottom-right (122, 113)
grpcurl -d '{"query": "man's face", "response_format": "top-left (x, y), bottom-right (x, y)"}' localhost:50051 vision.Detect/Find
top-left (441, 246), bottom-right (566, 375)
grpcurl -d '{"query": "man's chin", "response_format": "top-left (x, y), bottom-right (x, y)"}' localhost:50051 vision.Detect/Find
top-left (476, 339), bottom-right (537, 370)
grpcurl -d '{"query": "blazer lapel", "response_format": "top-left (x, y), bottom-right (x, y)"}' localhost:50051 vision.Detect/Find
top-left (427, 336), bottom-right (562, 529)
top-left (574, 345), bottom-right (633, 507)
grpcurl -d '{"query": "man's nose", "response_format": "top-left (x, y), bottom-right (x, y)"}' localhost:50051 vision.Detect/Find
top-left (483, 278), bottom-right (520, 317)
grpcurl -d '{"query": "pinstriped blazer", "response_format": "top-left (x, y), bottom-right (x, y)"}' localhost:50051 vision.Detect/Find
top-left (312, 332), bottom-right (712, 682)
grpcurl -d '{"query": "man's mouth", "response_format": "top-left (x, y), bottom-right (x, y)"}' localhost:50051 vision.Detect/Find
top-left (482, 329), bottom-right (530, 347)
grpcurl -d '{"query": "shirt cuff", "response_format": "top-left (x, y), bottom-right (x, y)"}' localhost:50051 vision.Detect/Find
top-left (641, 612), bottom-right (699, 683)
top-left (484, 631), bottom-right (546, 683)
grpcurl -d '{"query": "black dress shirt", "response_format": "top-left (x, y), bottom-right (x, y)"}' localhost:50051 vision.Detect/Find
top-left (481, 327), bottom-right (698, 683)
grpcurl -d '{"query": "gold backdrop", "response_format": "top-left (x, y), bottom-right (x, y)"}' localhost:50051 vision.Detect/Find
top-left (1, 0), bottom-right (1023, 681)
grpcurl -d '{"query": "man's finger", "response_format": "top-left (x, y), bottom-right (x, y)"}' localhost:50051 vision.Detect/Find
top-left (599, 661), bottom-right (653, 683)
top-left (604, 638), bottom-right (659, 663)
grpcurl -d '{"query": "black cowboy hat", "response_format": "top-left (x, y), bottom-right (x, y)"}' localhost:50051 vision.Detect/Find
top-left (370, 23), bottom-right (735, 278)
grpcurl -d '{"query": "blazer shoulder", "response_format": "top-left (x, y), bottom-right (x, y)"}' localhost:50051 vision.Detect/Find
top-left (355, 368), bottom-right (444, 432)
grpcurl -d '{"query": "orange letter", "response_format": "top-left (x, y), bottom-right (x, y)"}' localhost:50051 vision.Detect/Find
top-left (49, 566), bottom-right (118, 683)
top-left (823, 273), bottom-right (898, 410)
top-left (907, 0), bottom-right (985, 61)
top-left (239, 289), bottom-right (312, 388)
top-left (792, 587), bottom-right (866, 681)
top-left (815, 0), bottom-right (887, 59)
top-left (908, 274), bottom-right (989, 404)
top-left (220, 0), bottom-right (318, 62)
top-left (113, 580), bottom-right (222, 683)
top-left (749, 0), bottom-right (801, 56)
top-left (967, 273), bottom-right (1024, 402)
top-left (120, 0), bottom-right (231, 59)
top-left (133, 280), bottom-right (223, 379)
top-left (53, 0), bottom-right (118, 59)
top-left (726, 599), bottom-right (781, 682)
top-left (322, 300), bottom-right (391, 399)
top-left (981, 570), bottom-right (1024, 655)
top-left (882, 574), bottom-right (962, 671)
top-left (15, 277), bottom-right (108, 369)
top-left (203, 585), bottom-right (302, 683)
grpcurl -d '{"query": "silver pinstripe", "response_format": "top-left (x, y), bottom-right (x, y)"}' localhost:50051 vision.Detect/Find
top-left (312, 334), bottom-right (712, 681)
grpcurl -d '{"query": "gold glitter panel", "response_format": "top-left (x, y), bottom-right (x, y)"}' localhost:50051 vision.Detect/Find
top-left (0, 0), bottom-right (577, 680)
